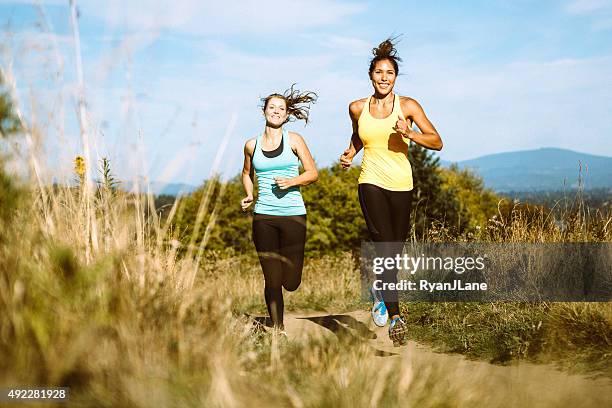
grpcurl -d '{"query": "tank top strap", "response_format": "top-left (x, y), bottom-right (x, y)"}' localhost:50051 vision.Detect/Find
top-left (360, 96), bottom-right (372, 120)
top-left (392, 94), bottom-right (405, 120)
top-left (252, 132), bottom-right (259, 155)
top-left (283, 127), bottom-right (299, 159)
top-left (258, 131), bottom-right (265, 148)
top-left (278, 127), bottom-right (287, 157)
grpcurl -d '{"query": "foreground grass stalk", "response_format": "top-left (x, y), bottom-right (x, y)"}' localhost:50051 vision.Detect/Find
top-left (69, 0), bottom-right (98, 262)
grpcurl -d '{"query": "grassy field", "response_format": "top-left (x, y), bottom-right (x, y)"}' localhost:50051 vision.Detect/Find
top-left (1, 162), bottom-right (611, 407)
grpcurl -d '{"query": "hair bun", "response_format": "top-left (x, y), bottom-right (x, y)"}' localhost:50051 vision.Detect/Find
top-left (371, 37), bottom-right (402, 61)
top-left (368, 36), bottom-right (402, 76)
top-left (373, 40), bottom-right (392, 57)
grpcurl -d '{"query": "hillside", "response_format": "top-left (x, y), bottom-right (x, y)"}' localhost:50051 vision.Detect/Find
top-left (441, 148), bottom-right (612, 191)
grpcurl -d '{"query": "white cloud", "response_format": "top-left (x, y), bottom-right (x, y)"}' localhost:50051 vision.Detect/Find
top-left (16, 38), bottom-right (612, 182)
top-left (82, 0), bottom-right (367, 35)
top-left (6, 1), bottom-right (612, 184)
top-left (564, 0), bottom-right (612, 14)
top-left (88, 31), bottom-right (160, 84)
top-left (302, 34), bottom-right (372, 56)
top-left (4, 30), bottom-right (72, 51)
top-left (564, 0), bottom-right (612, 30)
top-left (0, 0), bottom-right (65, 5)
top-left (405, 56), bottom-right (612, 161)
top-left (198, 42), bottom-right (335, 83)
top-left (593, 16), bottom-right (612, 29)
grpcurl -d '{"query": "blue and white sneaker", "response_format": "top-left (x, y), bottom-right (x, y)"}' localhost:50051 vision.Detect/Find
top-left (370, 286), bottom-right (388, 327)
top-left (389, 316), bottom-right (408, 347)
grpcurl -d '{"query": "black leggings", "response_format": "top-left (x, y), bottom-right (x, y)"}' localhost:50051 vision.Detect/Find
top-left (252, 213), bottom-right (307, 329)
top-left (358, 183), bottom-right (413, 317)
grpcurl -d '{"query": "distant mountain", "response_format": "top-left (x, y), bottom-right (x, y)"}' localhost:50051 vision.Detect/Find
top-left (440, 148), bottom-right (612, 192)
top-left (119, 148), bottom-right (611, 195)
top-left (123, 181), bottom-right (197, 196)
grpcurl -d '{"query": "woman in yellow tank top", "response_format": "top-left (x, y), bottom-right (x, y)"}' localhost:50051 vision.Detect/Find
top-left (339, 38), bottom-right (443, 346)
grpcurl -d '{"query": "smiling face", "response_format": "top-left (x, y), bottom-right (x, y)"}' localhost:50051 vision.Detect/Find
top-left (263, 96), bottom-right (289, 128)
top-left (369, 59), bottom-right (397, 96)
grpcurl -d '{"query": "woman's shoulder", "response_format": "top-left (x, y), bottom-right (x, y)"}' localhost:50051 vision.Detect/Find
top-left (287, 131), bottom-right (306, 145)
top-left (286, 131), bottom-right (308, 155)
top-left (398, 95), bottom-right (421, 113)
top-left (349, 98), bottom-right (368, 118)
top-left (244, 137), bottom-right (257, 155)
top-left (349, 98), bottom-right (368, 110)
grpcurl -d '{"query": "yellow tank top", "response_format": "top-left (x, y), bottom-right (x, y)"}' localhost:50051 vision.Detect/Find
top-left (358, 94), bottom-right (414, 191)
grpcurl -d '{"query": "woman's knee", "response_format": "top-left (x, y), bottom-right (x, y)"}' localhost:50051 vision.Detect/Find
top-left (283, 283), bottom-right (300, 292)
top-left (283, 275), bottom-right (302, 292)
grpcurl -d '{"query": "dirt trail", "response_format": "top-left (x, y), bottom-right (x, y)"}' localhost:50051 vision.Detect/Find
top-left (278, 310), bottom-right (612, 407)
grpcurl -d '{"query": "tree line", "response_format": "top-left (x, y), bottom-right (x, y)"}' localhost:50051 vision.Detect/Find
top-left (169, 145), bottom-right (500, 256)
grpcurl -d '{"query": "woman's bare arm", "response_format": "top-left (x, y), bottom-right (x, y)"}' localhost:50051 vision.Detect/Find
top-left (274, 132), bottom-right (318, 189)
top-left (240, 138), bottom-right (256, 210)
top-left (396, 97), bottom-right (443, 150)
top-left (340, 99), bottom-right (365, 169)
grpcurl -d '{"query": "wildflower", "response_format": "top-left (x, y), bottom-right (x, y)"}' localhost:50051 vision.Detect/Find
top-left (74, 155), bottom-right (85, 178)
top-left (74, 155), bottom-right (86, 187)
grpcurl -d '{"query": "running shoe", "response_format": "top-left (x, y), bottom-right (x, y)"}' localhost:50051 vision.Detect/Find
top-left (388, 316), bottom-right (408, 347)
top-left (370, 286), bottom-right (388, 327)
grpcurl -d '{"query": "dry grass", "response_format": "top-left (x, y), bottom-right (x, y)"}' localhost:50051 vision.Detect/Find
top-left (1, 169), bottom-right (611, 408)
top-left (196, 250), bottom-right (362, 316)
top-left (403, 301), bottom-right (612, 376)
top-left (0, 176), bottom-right (514, 407)
top-left (404, 195), bottom-right (612, 376)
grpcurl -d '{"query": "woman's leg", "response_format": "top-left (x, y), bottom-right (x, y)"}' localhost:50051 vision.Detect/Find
top-left (358, 184), bottom-right (401, 317)
top-left (388, 190), bottom-right (413, 242)
top-left (358, 184), bottom-right (395, 242)
top-left (387, 189), bottom-right (413, 322)
top-left (252, 214), bottom-right (285, 329)
top-left (278, 215), bottom-right (307, 292)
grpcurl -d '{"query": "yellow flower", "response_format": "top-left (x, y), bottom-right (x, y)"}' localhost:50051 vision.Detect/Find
top-left (74, 155), bottom-right (85, 178)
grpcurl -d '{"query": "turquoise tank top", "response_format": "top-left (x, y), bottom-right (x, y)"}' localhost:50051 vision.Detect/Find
top-left (252, 128), bottom-right (306, 216)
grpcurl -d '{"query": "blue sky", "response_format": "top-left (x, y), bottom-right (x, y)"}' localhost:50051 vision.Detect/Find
top-left (1, 0), bottom-right (611, 185)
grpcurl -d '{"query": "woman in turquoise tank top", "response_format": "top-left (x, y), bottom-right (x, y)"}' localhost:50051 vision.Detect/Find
top-left (240, 87), bottom-right (318, 334)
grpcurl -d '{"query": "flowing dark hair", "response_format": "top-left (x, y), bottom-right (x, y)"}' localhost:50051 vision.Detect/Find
top-left (369, 36), bottom-right (402, 77)
top-left (261, 84), bottom-right (318, 124)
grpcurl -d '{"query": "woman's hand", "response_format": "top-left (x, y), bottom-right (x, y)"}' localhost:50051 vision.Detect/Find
top-left (240, 195), bottom-right (254, 211)
top-left (339, 148), bottom-right (356, 169)
top-left (274, 177), bottom-right (295, 190)
top-left (393, 115), bottom-right (414, 140)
